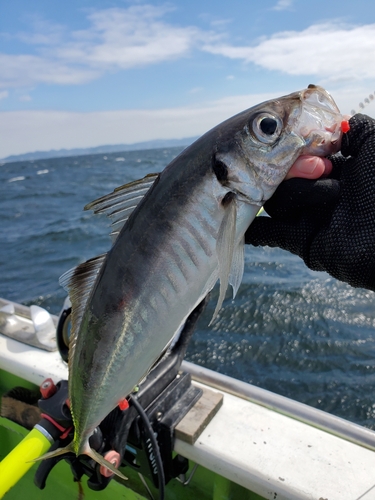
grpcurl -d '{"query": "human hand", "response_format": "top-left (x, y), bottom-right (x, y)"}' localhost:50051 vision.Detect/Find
top-left (246, 114), bottom-right (375, 291)
top-left (285, 155), bottom-right (332, 180)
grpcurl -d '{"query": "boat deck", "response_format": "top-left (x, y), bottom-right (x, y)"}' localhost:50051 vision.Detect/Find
top-left (1, 331), bottom-right (375, 499)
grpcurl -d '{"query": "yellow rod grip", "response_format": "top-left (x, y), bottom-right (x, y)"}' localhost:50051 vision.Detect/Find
top-left (0, 427), bottom-right (51, 498)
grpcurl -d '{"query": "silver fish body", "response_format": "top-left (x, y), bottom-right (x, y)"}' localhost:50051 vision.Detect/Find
top-left (42, 85), bottom-right (344, 475)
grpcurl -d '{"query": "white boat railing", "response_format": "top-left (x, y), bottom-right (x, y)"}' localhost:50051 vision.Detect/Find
top-left (182, 360), bottom-right (375, 452)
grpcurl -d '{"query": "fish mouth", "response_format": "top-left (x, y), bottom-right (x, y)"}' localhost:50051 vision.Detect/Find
top-left (296, 85), bottom-right (344, 156)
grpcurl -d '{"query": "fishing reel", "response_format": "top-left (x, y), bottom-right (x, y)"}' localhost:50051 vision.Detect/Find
top-left (40, 296), bottom-right (208, 497)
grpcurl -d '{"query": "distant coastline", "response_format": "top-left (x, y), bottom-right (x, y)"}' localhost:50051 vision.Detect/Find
top-left (0, 136), bottom-right (198, 164)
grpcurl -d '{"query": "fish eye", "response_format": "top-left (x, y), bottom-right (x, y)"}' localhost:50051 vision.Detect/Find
top-left (252, 113), bottom-right (283, 144)
top-left (260, 117), bottom-right (277, 135)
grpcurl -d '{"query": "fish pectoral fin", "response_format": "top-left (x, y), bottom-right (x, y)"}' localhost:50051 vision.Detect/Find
top-left (229, 235), bottom-right (245, 299)
top-left (84, 173), bottom-right (159, 244)
top-left (210, 198), bottom-right (237, 325)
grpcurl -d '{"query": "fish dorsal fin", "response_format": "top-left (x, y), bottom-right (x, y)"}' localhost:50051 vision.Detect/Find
top-left (84, 173), bottom-right (159, 243)
top-left (59, 254), bottom-right (106, 362)
top-left (210, 197), bottom-right (237, 324)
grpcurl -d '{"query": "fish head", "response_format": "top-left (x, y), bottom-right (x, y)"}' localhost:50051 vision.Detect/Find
top-left (213, 84), bottom-right (343, 205)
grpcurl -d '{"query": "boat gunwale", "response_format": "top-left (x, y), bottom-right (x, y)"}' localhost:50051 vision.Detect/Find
top-left (181, 360), bottom-right (375, 452)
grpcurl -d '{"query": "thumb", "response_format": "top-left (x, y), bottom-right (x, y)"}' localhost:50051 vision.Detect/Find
top-left (285, 156), bottom-right (332, 180)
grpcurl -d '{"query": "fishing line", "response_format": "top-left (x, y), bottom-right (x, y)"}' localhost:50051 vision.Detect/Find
top-left (128, 395), bottom-right (165, 500)
top-left (351, 92), bottom-right (375, 115)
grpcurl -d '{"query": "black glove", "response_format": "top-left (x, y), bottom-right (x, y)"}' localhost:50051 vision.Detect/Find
top-left (245, 114), bottom-right (375, 291)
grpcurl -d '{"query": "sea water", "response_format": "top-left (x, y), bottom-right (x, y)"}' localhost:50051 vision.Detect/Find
top-left (1, 148), bottom-right (375, 429)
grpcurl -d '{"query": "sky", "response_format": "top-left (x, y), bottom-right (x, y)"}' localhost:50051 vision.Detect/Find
top-left (1, 0), bottom-right (375, 159)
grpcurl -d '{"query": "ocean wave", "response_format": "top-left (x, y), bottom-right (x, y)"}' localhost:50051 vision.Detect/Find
top-left (8, 176), bottom-right (26, 182)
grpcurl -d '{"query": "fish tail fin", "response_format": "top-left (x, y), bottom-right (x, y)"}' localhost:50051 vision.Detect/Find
top-left (31, 441), bottom-right (75, 462)
top-left (85, 447), bottom-right (128, 481)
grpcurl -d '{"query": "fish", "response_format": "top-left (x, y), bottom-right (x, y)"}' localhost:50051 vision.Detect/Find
top-left (36, 84), bottom-right (343, 478)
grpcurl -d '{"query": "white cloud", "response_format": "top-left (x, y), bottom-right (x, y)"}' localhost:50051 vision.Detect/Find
top-left (204, 22), bottom-right (375, 82)
top-left (15, 16), bottom-right (66, 46)
top-left (0, 90), bottom-right (9, 100)
top-left (3, 8), bottom-right (375, 92)
top-left (0, 5), bottom-right (214, 89)
top-left (0, 54), bottom-right (100, 88)
top-left (0, 91), bottom-right (277, 158)
top-left (272, 0), bottom-right (294, 11)
top-left (2, 86), bottom-right (372, 159)
top-left (70, 6), bottom-right (205, 69)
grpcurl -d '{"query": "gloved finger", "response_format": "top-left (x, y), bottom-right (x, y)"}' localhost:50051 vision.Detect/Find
top-left (327, 153), bottom-right (347, 180)
top-left (340, 114), bottom-right (375, 159)
top-left (263, 178), bottom-right (340, 219)
top-left (328, 114), bottom-right (375, 179)
top-left (332, 129), bottom-right (375, 201)
top-left (245, 216), bottom-right (306, 258)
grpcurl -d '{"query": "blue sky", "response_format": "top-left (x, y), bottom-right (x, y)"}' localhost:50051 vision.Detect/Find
top-left (1, 0), bottom-right (375, 158)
